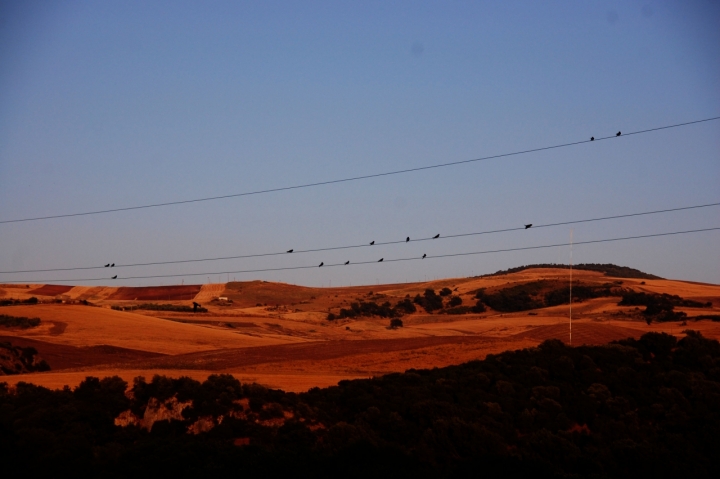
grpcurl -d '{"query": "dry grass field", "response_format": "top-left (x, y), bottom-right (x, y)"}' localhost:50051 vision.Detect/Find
top-left (2, 267), bottom-right (719, 392)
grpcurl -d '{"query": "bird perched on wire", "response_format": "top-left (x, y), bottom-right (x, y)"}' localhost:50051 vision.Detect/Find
top-left (111, 275), bottom-right (117, 279)
top-left (111, 263), bottom-right (115, 267)
top-left (370, 241), bottom-right (375, 245)
top-left (616, 131), bottom-right (621, 136)
top-left (104, 264), bottom-right (110, 267)
top-left (590, 137), bottom-right (594, 141)
top-left (378, 258), bottom-right (383, 262)
top-left (286, 249), bottom-right (293, 253)
top-left (422, 254), bottom-right (427, 259)
top-left (319, 262), bottom-right (324, 267)
top-left (406, 237), bottom-right (410, 242)
top-left (344, 261), bottom-right (350, 265)
top-left (433, 234), bottom-right (440, 239)
top-left (525, 224), bottom-right (532, 229)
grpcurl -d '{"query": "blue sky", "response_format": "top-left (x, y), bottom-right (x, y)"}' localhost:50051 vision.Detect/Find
top-left (1, 0), bottom-right (718, 287)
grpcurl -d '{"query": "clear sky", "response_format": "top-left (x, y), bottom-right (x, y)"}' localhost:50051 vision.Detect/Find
top-left (1, 0), bottom-right (718, 287)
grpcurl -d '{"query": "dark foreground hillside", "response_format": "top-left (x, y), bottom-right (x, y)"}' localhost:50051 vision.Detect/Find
top-left (2, 332), bottom-right (720, 478)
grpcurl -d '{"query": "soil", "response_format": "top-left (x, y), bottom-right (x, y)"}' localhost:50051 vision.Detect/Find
top-left (28, 285), bottom-right (74, 296)
top-left (1, 268), bottom-right (718, 392)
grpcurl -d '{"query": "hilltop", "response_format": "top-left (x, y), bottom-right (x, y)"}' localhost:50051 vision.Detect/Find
top-left (483, 263), bottom-right (663, 279)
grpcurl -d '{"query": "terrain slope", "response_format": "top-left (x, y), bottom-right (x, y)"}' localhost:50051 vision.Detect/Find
top-left (2, 268), bottom-right (718, 392)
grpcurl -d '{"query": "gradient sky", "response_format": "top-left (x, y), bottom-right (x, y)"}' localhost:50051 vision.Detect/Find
top-left (1, 0), bottom-right (719, 287)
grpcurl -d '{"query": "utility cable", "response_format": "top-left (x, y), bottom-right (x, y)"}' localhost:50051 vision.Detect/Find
top-left (1, 201), bottom-right (717, 274)
top-left (1, 116), bottom-right (717, 225)
top-left (3, 227), bottom-right (717, 284)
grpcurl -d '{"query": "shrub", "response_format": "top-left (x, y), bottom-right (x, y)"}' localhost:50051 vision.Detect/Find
top-left (544, 284), bottom-right (616, 306)
top-left (389, 318), bottom-right (403, 329)
top-left (477, 288), bottom-right (543, 312)
top-left (619, 291), bottom-right (702, 323)
top-left (443, 306), bottom-right (473, 315)
top-left (471, 300), bottom-right (486, 313)
top-left (0, 342), bottom-right (49, 373)
top-left (413, 289), bottom-right (444, 313)
top-left (111, 303), bottom-right (208, 313)
top-left (439, 288), bottom-right (452, 297)
top-left (394, 299), bottom-right (417, 314)
top-left (0, 314), bottom-right (41, 329)
top-left (0, 297), bottom-right (38, 307)
top-left (448, 296), bottom-right (462, 307)
top-left (331, 298), bottom-right (416, 320)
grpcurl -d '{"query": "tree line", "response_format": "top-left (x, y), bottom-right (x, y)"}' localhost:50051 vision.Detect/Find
top-left (2, 331), bottom-right (720, 476)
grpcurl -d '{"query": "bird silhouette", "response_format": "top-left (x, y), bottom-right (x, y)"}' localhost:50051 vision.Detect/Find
top-left (406, 237), bottom-right (410, 242)
top-left (104, 264), bottom-right (110, 267)
top-left (590, 136), bottom-right (594, 141)
top-left (111, 263), bottom-right (115, 267)
top-left (616, 131), bottom-right (621, 136)
top-left (111, 275), bottom-right (117, 279)
top-left (378, 258), bottom-right (383, 262)
top-left (525, 224), bottom-right (532, 229)
top-left (287, 249), bottom-right (293, 253)
top-left (370, 241), bottom-right (375, 245)
top-left (319, 262), bottom-right (324, 267)
top-left (433, 234), bottom-right (440, 239)
top-left (422, 254), bottom-right (427, 259)
top-left (345, 261), bottom-right (350, 265)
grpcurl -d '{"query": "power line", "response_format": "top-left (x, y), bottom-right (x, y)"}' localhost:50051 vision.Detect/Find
top-left (1, 201), bottom-right (717, 274)
top-left (1, 116), bottom-right (718, 225)
top-left (4, 227), bottom-right (718, 284)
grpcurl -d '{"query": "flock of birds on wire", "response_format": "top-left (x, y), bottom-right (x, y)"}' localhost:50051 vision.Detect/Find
top-left (101, 132), bottom-right (625, 279)
top-left (103, 227), bottom-right (535, 279)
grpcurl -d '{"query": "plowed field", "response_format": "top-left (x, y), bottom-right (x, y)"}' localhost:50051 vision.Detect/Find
top-left (0, 335), bottom-right (165, 370)
top-left (107, 285), bottom-right (202, 301)
top-left (28, 285), bottom-right (74, 296)
top-left (509, 322), bottom-right (645, 345)
top-left (2, 267), bottom-right (718, 392)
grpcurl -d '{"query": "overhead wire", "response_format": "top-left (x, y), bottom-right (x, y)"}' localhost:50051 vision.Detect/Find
top-left (1, 116), bottom-right (718, 225)
top-left (1, 201), bottom-right (718, 274)
top-left (3, 227), bottom-right (718, 284)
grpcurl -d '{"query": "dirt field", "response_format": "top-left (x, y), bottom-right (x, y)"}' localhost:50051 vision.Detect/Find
top-left (107, 285), bottom-right (203, 301)
top-left (2, 268), bottom-right (718, 392)
top-left (28, 284), bottom-right (74, 296)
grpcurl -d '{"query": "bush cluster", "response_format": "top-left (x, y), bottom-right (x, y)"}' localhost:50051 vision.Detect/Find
top-left (0, 314), bottom-right (41, 329)
top-left (471, 282), bottom-right (621, 313)
top-left (2, 331), bottom-right (720, 476)
top-left (0, 342), bottom-right (50, 374)
top-left (111, 303), bottom-right (208, 313)
top-left (0, 297), bottom-right (38, 307)
top-left (483, 263), bottom-right (662, 280)
top-left (328, 298), bottom-right (416, 321)
top-left (413, 289), bottom-right (444, 312)
top-left (544, 284), bottom-right (616, 306)
top-left (475, 286), bottom-right (544, 312)
top-left (619, 291), bottom-right (711, 324)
